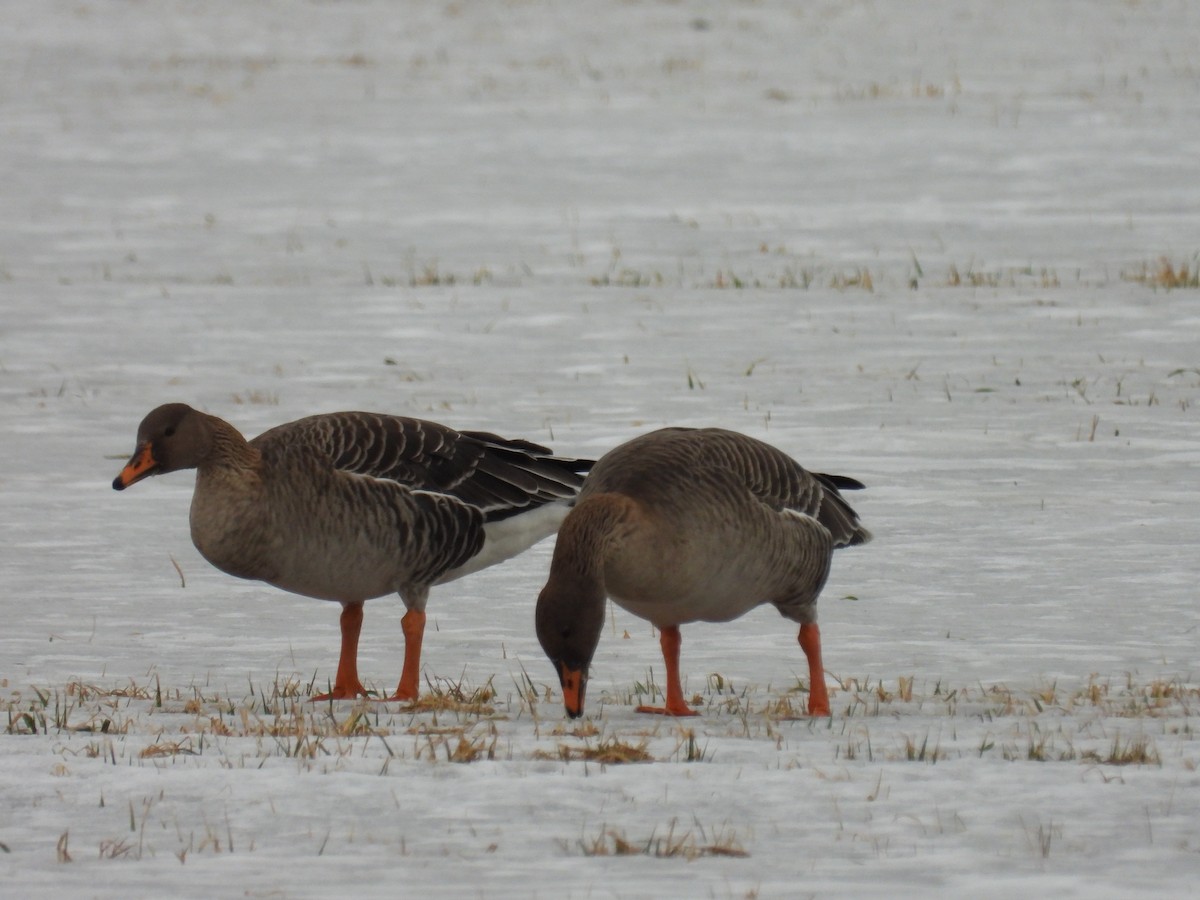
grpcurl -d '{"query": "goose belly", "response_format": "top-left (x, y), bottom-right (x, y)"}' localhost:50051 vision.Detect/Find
top-left (263, 533), bottom-right (403, 602)
top-left (191, 496), bottom-right (407, 602)
top-left (603, 536), bottom-right (770, 626)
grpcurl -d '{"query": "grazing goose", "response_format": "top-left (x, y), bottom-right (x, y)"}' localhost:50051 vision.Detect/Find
top-left (535, 427), bottom-right (869, 718)
top-left (113, 403), bottom-right (592, 702)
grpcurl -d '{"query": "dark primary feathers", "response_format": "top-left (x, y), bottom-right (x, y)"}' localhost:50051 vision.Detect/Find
top-left (253, 411), bottom-right (592, 521)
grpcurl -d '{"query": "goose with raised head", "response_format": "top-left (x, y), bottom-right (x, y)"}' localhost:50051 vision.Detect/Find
top-left (535, 427), bottom-right (869, 718)
top-left (113, 403), bottom-right (592, 702)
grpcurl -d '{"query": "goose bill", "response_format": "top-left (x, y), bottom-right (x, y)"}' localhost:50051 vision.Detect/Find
top-left (560, 664), bottom-right (587, 718)
top-left (112, 443), bottom-right (159, 491)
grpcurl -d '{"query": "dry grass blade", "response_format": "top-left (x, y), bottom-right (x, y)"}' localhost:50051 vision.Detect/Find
top-left (578, 821), bottom-right (749, 859)
top-left (536, 735), bottom-right (654, 765)
top-left (139, 738), bottom-right (198, 758)
top-left (1083, 733), bottom-right (1161, 767)
top-left (1121, 256), bottom-right (1200, 290)
top-left (337, 709), bottom-right (378, 737)
top-left (406, 675), bottom-right (497, 716)
top-left (410, 724), bottom-right (498, 763)
top-left (56, 831), bottom-right (71, 864)
top-left (65, 680), bottom-right (152, 701)
top-left (449, 734), bottom-right (495, 763)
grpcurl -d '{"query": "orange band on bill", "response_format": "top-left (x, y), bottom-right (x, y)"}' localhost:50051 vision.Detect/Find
top-left (113, 442), bottom-right (158, 489)
top-left (560, 664), bottom-right (587, 718)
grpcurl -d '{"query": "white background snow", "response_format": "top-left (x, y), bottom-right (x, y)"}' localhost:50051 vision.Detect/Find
top-left (2, 1), bottom-right (1199, 897)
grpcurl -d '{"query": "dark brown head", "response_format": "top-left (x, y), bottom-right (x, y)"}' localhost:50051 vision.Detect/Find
top-left (535, 571), bottom-right (607, 719)
top-left (112, 403), bottom-right (214, 490)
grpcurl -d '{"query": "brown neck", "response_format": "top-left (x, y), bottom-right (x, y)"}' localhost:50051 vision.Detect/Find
top-left (198, 413), bottom-right (260, 473)
top-left (551, 492), bottom-right (637, 582)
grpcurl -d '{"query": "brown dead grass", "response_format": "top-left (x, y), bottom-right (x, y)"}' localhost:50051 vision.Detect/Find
top-left (1122, 257), bottom-right (1200, 290)
top-left (535, 735), bottom-right (654, 765)
top-left (577, 820), bottom-right (749, 859)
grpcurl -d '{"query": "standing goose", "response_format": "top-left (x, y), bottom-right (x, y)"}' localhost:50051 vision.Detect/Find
top-left (535, 427), bottom-right (869, 718)
top-left (113, 403), bottom-right (592, 702)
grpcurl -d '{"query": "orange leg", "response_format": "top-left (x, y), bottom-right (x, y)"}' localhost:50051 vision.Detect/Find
top-left (798, 622), bottom-right (830, 716)
top-left (384, 609), bottom-right (426, 702)
top-left (636, 625), bottom-right (699, 717)
top-left (311, 602), bottom-right (369, 701)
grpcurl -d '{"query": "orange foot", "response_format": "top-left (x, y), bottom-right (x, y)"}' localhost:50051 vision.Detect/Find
top-left (311, 681), bottom-right (370, 702)
top-left (808, 697), bottom-right (831, 717)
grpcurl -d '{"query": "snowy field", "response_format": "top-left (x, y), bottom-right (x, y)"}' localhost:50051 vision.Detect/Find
top-left (2, 1), bottom-right (1199, 897)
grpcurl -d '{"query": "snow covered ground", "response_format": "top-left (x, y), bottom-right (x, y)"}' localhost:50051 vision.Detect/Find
top-left (2, 1), bottom-right (1199, 896)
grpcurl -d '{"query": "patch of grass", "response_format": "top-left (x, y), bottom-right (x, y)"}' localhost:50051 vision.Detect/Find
top-left (830, 267), bottom-right (874, 292)
top-left (4, 685), bottom-right (134, 735)
top-left (945, 263), bottom-right (1061, 288)
top-left (98, 837), bottom-right (138, 859)
top-left (1084, 733), bottom-right (1162, 767)
top-left (65, 681), bottom-right (153, 701)
top-left (56, 831), bottom-right (71, 864)
top-left (406, 674), bottom-right (497, 716)
top-left (712, 269), bottom-right (751, 289)
top-left (7, 707), bottom-right (45, 735)
top-left (673, 728), bottom-right (710, 763)
top-left (575, 820), bottom-right (748, 859)
top-left (760, 694), bottom-right (806, 720)
top-left (412, 726), bottom-right (497, 763)
top-left (448, 733), bottom-right (495, 763)
top-left (1020, 815), bottom-right (1061, 859)
top-left (336, 708), bottom-right (383, 737)
top-left (834, 77), bottom-right (962, 102)
top-left (589, 268), bottom-right (665, 287)
top-left (900, 731), bottom-right (944, 763)
top-left (1142, 678), bottom-right (1197, 702)
top-left (5, 673), bottom-right (1195, 776)
top-left (139, 738), bottom-right (200, 759)
top-left (1121, 256), bottom-right (1200, 290)
top-left (610, 669), bottom-right (663, 710)
top-left (1070, 676), bottom-right (1110, 708)
top-left (536, 735), bottom-right (654, 765)
top-left (1007, 722), bottom-right (1077, 762)
top-left (550, 721), bottom-right (601, 738)
top-left (366, 259), bottom-right (494, 288)
top-left (836, 726), bottom-right (874, 762)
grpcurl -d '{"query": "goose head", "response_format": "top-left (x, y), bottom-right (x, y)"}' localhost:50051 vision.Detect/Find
top-left (112, 403), bottom-right (215, 490)
top-left (535, 572), bottom-right (607, 719)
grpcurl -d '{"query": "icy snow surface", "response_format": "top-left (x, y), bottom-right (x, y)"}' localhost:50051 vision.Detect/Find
top-left (2, 1), bottom-right (1199, 897)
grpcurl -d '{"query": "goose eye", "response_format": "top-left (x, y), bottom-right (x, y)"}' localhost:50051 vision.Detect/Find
top-left (164, 426), bottom-right (176, 437)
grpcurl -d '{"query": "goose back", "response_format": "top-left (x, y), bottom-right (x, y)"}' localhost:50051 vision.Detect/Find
top-left (570, 427), bottom-right (869, 625)
top-left (253, 412), bottom-right (589, 521)
top-left (580, 427), bottom-right (869, 546)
